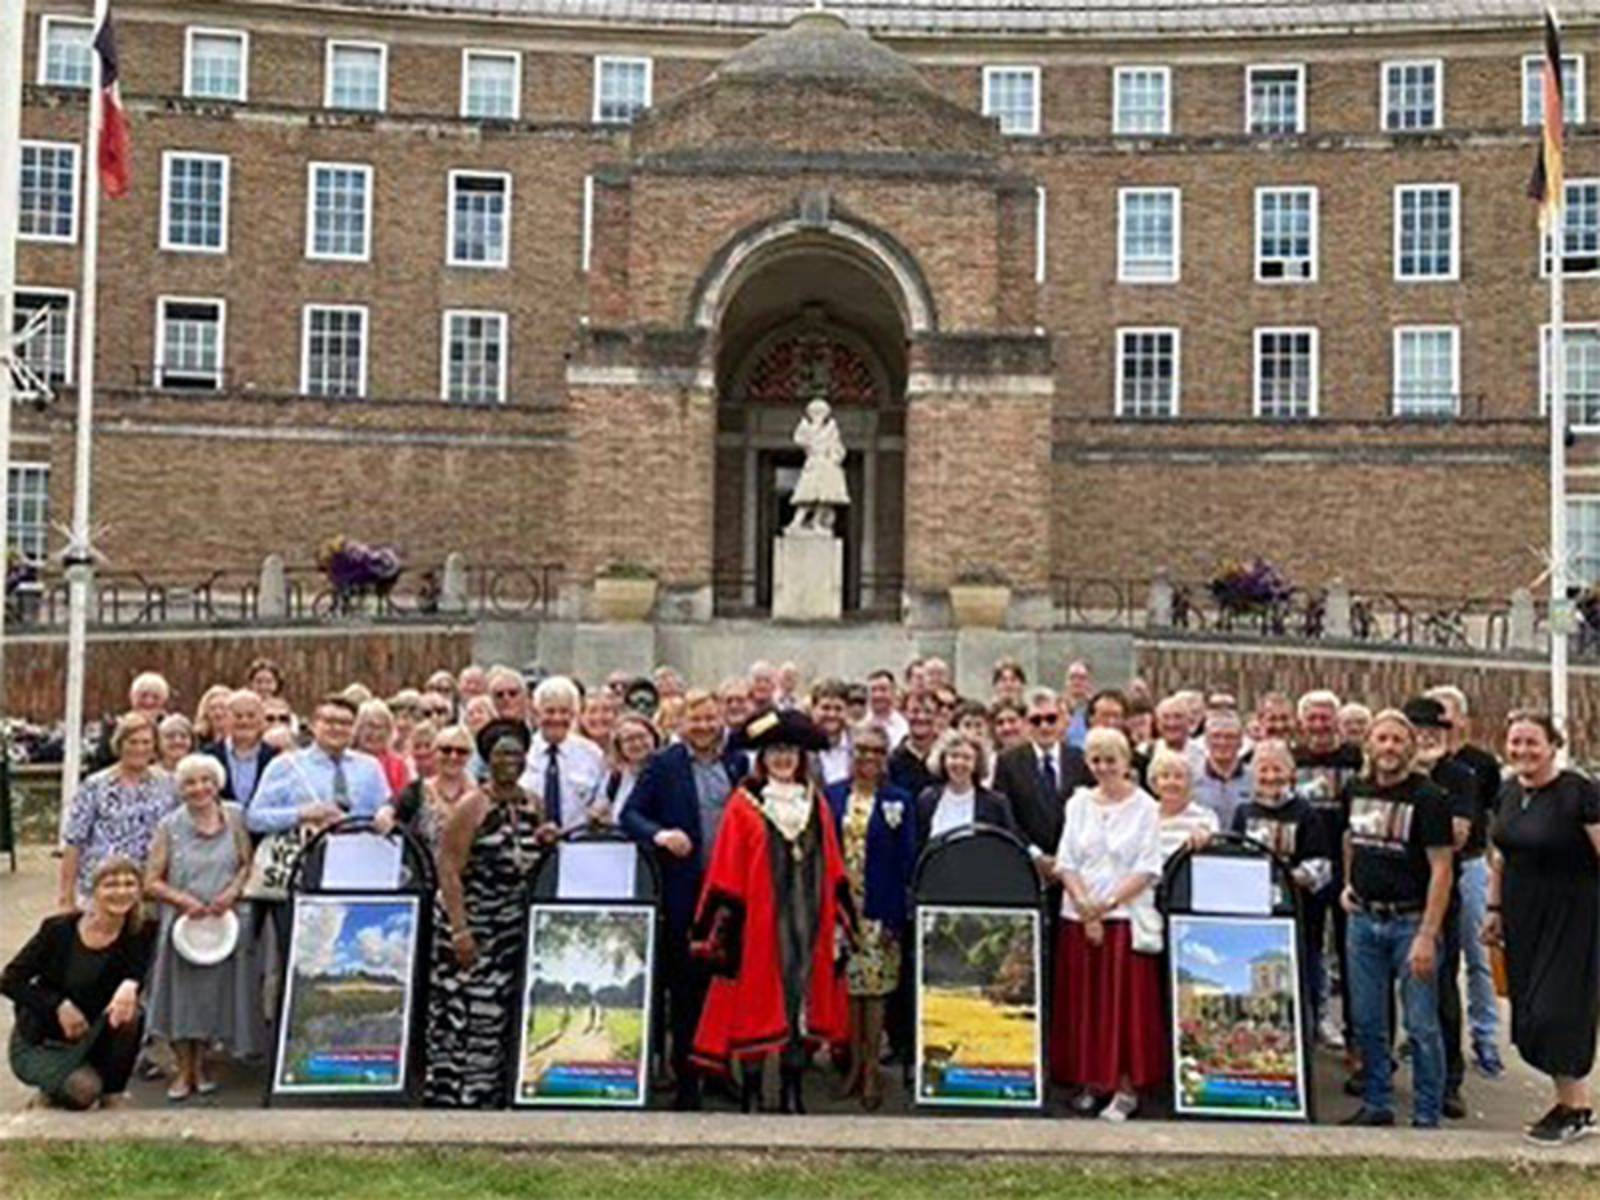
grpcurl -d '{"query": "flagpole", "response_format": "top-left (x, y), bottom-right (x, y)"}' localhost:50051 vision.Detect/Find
top-left (59, 0), bottom-right (110, 837)
top-left (0, 0), bottom-right (25, 730)
top-left (1549, 211), bottom-right (1570, 741)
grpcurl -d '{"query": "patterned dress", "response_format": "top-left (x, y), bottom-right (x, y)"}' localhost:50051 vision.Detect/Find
top-left (63, 767), bottom-right (179, 901)
top-left (842, 787), bottom-right (901, 998)
top-left (423, 799), bottom-right (545, 1107)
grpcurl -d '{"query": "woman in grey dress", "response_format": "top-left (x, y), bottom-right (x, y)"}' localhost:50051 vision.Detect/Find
top-left (144, 754), bottom-right (260, 1101)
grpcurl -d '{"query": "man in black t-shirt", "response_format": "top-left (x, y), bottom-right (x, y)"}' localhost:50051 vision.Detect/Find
top-left (1340, 709), bottom-right (1455, 1129)
top-left (1425, 684), bottom-right (1506, 1079)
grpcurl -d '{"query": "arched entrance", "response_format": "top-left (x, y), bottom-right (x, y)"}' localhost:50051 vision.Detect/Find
top-left (709, 238), bottom-right (909, 616)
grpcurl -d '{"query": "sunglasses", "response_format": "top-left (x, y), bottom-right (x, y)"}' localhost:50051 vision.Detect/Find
top-left (265, 713), bottom-right (293, 724)
top-left (437, 746), bottom-right (472, 758)
top-left (491, 688), bottom-right (522, 699)
top-left (854, 746), bottom-right (888, 757)
top-left (1027, 714), bottom-right (1060, 727)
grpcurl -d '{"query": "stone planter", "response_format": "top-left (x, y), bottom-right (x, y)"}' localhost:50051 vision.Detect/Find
top-left (593, 577), bottom-right (658, 622)
top-left (948, 583), bottom-right (1010, 628)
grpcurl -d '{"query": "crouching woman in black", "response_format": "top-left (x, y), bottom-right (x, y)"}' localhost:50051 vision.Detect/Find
top-left (2, 855), bottom-right (155, 1109)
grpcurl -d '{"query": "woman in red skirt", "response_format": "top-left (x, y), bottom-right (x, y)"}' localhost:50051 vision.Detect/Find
top-left (1051, 726), bottom-right (1167, 1119)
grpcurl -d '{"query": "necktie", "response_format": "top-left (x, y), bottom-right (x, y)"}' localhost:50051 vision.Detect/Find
top-left (1040, 750), bottom-right (1057, 798)
top-left (331, 755), bottom-right (350, 810)
top-left (545, 744), bottom-right (563, 825)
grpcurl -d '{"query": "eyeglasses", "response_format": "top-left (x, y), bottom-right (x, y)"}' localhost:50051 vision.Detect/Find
top-left (437, 746), bottom-right (472, 758)
top-left (265, 714), bottom-right (293, 724)
top-left (491, 688), bottom-right (522, 699)
top-left (1027, 714), bottom-right (1060, 727)
top-left (854, 746), bottom-right (888, 757)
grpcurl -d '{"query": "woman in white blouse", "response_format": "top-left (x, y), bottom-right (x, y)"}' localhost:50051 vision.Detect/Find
top-left (1150, 747), bottom-right (1219, 864)
top-left (913, 731), bottom-right (1017, 851)
top-left (1051, 726), bottom-right (1167, 1121)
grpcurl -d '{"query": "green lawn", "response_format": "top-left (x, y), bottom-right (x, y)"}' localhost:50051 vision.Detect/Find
top-left (2, 1145), bottom-right (1597, 1200)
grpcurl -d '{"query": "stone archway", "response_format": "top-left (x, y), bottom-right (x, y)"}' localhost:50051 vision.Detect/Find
top-left (710, 239), bottom-right (909, 616)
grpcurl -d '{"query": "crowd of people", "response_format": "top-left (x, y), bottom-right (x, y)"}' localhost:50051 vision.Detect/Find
top-left (3, 653), bottom-right (1596, 1144)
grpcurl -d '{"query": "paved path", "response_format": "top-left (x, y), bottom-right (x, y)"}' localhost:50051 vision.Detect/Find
top-left (0, 845), bottom-right (1584, 1164)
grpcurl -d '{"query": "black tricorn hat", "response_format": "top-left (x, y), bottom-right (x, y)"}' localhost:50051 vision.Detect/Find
top-left (476, 718), bottom-right (532, 762)
top-left (735, 708), bottom-right (830, 754)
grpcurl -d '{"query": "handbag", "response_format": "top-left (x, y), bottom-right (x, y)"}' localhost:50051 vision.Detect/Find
top-left (1490, 943), bottom-right (1510, 999)
top-left (1129, 897), bottom-right (1164, 955)
top-left (244, 824), bottom-right (313, 902)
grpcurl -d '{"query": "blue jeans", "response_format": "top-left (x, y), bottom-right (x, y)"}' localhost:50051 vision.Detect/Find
top-left (1347, 910), bottom-right (1444, 1126)
top-left (1456, 857), bottom-right (1499, 1045)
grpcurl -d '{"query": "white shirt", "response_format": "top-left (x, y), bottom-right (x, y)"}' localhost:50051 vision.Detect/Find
top-left (1054, 786), bottom-right (1163, 921)
top-left (1158, 802), bottom-right (1221, 864)
top-left (872, 709), bottom-right (910, 749)
top-left (817, 734), bottom-right (854, 788)
top-left (930, 787), bottom-right (977, 839)
top-left (517, 732), bottom-right (606, 830)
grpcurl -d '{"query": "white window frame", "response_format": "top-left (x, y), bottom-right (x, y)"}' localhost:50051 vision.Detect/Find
top-left (12, 286), bottom-right (75, 384)
top-left (446, 170), bottom-right (512, 269)
top-left (460, 48), bottom-right (522, 120)
top-left (1542, 177), bottom-right (1600, 279)
top-left (1116, 186), bottom-right (1181, 284)
top-left (1253, 327), bottom-right (1320, 419)
top-left (981, 65), bottom-right (1041, 136)
top-left (1391, 325), bottom-right (1461, 418)
top-left (324, 39), bottom-right (388, 112)
top-left (17, 140), bottom-right (80, 245)
top-left (7, 462), bottom-right (52, 563)
top-left (1245, 63), bottom-right (1305, 135)
top-left (1572, 494), bottom-right (1600, 584)
top-left (159, 151), bottom-right (231, 255)
top-left (1113, 65), bottom-right (1171, 135)
top-left (1523, 53), bottom-right (1586, 126)
top-left (304, 161), bottom-right (374, 263)
top-left (1393, 182), bottom-right (1460, 283)
top-left (154, 295), bottom-right (227, 390)
top-left (592, 55), bottom-right (653, 125)
top-left (1380, 59), bottom-right (1443, 132)
top-left (300, 303), bottom-right (370, 398)
top-left (183, 26), bottom-right (250, 102)
top-left (1254, 185), bottom-right (1318, 283)
top-left (440, 309), bottom-right (509, 404)
top-left (36, 15), bottom-right (92, 88)
top-left (1114, 326), bottom-right (1181, 419)
top-left (1540, 321), bottom-right (1600, 434)
top-left (581, 174), bottom-right (595, 273)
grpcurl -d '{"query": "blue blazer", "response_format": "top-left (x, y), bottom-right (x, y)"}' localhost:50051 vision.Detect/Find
top-left (200, 740), bottom-right (278, 804)
top-left (620, 742), bottom-right (747, 935)
top-left (824, 780), bottom-right (917, 933)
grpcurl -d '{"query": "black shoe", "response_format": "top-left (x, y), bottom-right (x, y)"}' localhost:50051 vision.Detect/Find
top-left (1070, 1089), bottom-right (1102, 1116)
top-left (1341, 1107), bottom-right (1396, 1127)
top-left (1442, 1091), bottom-right (1467, 1120)
top-left (671, 1084), bottom-right (702, 1112)
top-left (778, 1067), bottom-right (806, 1115)
top-left (1525, 1104), bottom-right (1595, 1145)
top-left (739, 1070), bottom-right (762, 1115)
top-left (1342, 1074), bottom-right (1365, 1098)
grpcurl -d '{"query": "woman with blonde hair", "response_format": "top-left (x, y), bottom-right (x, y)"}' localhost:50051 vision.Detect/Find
top-left (59, 713), bottom-right (177, 910)
top-left (1148, 747), bottom-right (1217, 864)
top-left (192, 684), bottom-right (233, 746)
top-left (354, 698), bottom-right (410, 796)
top-left (3, 856), bottom-right (154, 1109)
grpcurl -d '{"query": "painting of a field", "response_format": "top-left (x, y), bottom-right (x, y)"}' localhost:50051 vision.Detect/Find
top-left (273, 894), bottom-right (418, 1095)
top-left (915, 906), bottom-right (1042, 1108)
top-left (515, 904), bottom-right (654, 1107)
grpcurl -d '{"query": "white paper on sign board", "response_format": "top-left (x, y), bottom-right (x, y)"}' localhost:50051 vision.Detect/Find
top-left (558, 841), bottom-right (638, 900)
top-left (1190, 855), bottom-right (1273, 915)
top-left (321, 832), bottom-right (403, 890)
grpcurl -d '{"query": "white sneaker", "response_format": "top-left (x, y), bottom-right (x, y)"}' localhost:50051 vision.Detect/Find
top-left (1319, 1016), bottom-right (1346, 1051)
top-left (1099, 1091), bottom-right (1138, 1121)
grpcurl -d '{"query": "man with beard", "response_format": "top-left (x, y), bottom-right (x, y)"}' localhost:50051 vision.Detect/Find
top-left (1340, 710), bottom-right (1454, 1129)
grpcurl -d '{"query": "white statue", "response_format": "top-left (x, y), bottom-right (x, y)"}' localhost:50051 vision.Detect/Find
top-left (786, 397), bottom-right (849, 535)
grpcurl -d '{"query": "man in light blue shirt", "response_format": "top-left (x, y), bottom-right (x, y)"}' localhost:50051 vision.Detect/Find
top-left (247, 695), bottom-right (391, 834)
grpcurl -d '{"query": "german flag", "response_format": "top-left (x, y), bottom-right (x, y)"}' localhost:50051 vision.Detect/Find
top-left (1528, 7), bottom-right (1565, 229)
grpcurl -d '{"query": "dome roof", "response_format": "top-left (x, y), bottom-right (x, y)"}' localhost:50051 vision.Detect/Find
top-left (712, 10), bottom-right (927, 89)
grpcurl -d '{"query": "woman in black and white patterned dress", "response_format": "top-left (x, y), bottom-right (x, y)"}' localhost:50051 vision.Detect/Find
top-left (424, 720), bottom-right (557, 1107)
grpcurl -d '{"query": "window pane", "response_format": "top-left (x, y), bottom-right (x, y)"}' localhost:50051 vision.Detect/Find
top-left (1249, 68), bottom-right (1300, 134)
top-left (305, 308), bottom-right (366, 397)
top-left (1394, 329), bottom-right (1457, 416)
top-left (310, 165), bottom-right (369, 258)
top-left (985, 68), bottom-right (1038, 135)
top-left (18, 143), bottom-right (77, 240)
top-left (330, 44), bottom-right (383, 111)
top-left (465, 52), bottom-right (518, 119)
top-left (1396, 186), bottom-right (1454, 279)
top-left (1257, 188), bottom-right (1315, 280)
top-left (1119, 331), bottom-right (1176, 418)
top-left (189, 32), bottom-right (245, 100)
top-left (12, 292), bottom-right (72, 384)
top-left (1557, 181), bottom-right (1600, 275)
top-left (1526, 56), bottom-right (1583, 125)
top-left (1115, 69), bottom-right (1168, 134)
top-left (160, 302), bottom-right (222, 389)
top-left (1571, 499), bottom-right (1600, 583)
top-left (43, 20), bottom-right (92, 88)
top-left (1256, 331), bottom-right (1316, 419)
top-left (165, 156), bottom-right (226, 250)
top-left (597, 59), bottom-right (649, 124)
top-left (446, 314), bottom-right (505, 403)
top-left (1120, 190), bottom-right (1176, 280)
top-left (6, 466), bottom-right (50, 563)
top-left (450, 175), bottom-right (508, 265)
top-left (1549, 328), bottom-right (1600, 428)
top-left (1385, 62), bottom-right (1439, 130)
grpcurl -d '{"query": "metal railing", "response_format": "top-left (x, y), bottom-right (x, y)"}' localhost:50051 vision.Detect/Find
top-left (5, 562), bottom-right (562, 628)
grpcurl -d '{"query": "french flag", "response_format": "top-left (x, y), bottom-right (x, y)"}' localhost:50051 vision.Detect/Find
top-left (93, 15), bottom-right (130, 198)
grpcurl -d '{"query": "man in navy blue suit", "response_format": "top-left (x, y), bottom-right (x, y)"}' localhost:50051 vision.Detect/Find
top-left (200, 689), bottom-right (278, 807)
top-left (621, 688), bottom-right (746, 1110)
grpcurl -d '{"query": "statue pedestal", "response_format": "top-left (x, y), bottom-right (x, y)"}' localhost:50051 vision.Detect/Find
top-left (772, 532), bottom-right (842, 622)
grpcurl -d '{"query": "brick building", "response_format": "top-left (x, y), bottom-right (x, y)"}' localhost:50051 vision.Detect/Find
top-left (9, 0), bottom-right (1600, 624)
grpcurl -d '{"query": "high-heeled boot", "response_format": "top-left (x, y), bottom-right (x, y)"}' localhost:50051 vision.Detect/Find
top-left (779, 1065), bottom-right (806, 1115)
top-left (739, 1066), bottom-right (763, 1114)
